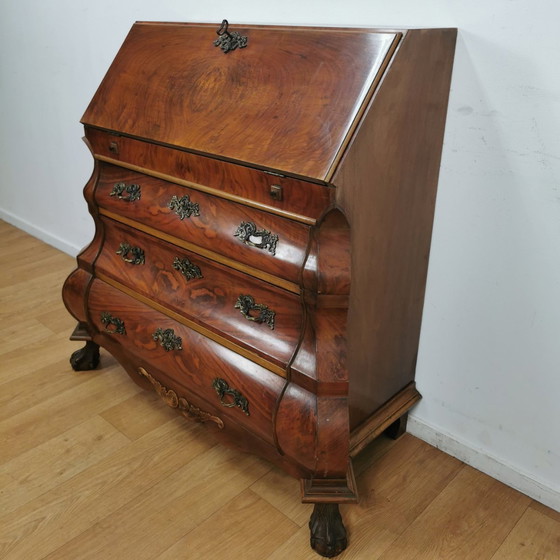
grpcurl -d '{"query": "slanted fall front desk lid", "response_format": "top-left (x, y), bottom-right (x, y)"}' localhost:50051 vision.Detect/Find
top-left (82, 21), bottom-right (400, 182)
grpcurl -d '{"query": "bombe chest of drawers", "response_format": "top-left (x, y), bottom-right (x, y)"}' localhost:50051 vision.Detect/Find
top-left (63, 20), bottom-right (456, 557)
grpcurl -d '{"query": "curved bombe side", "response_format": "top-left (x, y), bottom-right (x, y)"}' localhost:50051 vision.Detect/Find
top-left (62, 138), bottom-right (106, 370)
top-left (283, 207), bottom-right (356, 499)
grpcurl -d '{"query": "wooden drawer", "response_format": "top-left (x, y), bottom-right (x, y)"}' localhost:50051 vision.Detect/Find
top-left (94, 216), bottom-right (303, 373)
top-left (94, 162), bottom-right (310, 290)
top-left (87, 278), bottom-right (286, 445)
top-left (86, 127), bottom-right (333, 223)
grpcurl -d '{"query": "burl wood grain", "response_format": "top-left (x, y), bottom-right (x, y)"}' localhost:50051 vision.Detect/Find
top-left (87, 128), bottom-right (333, 223)
top-left (62, 268), bottom-right (92, 325)
top-left (95, 163), bottom-right (311, 287)
top-left (87, 278), bottom-right (285, 447)
top-left (82, 23), bottom-right (398, 180)
top-left (292, 208), bottom-right (351, 396)
top-left (95, 216), bottom-right (303, 371)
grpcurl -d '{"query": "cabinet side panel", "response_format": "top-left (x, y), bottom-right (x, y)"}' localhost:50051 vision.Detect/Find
top-left (332, 29), bottom-right (457, 428)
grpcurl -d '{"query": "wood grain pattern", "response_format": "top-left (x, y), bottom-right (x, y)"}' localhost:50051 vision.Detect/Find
top-left (98, 210), bottom-right (301, 293)
top-left (94, 162), bottom-right (312, 285)
top-left (349, 382), bottom-right (421, 457)
top-left (332, 28), bottom-right (457, 428)
top-left (95, 216), bottom-right (303, 370)
top-left (62, 268), bottom-right (92, 324)
top-left (155, 488), bottom-right (299, 560)
top-left (95, 272), bottom-right (289, 378)
top-left (0, 418), bottom-right (213, 560)
top-left (62, 22), bottom-right (458, 556)
top-left (490, 505), bottom-right (560, 560)
top-left (0, 416), bottom-right (129, 515)
top-left (5, 221), bottom-right (560, 560)
top-left (41, 446), bottom-right (272, 560)
top-left (82, 24), bottom-right (398, 180)
top-left (0, 362), bottom-right (140, 465)
top-left (251, 465), bottom-right (311, 526)
top-left (87, 136), bottom-right (333, 223)
top-left (275, 382), bottom-right (317, 471)
top-left (87, 278), bottom-right (286, 447)
top-left (0, 332), bottom-right (73, 385)
top-left (0, 355), bottom-right (91, 422)
top-left (377, 464), bottom-right (532, 559)
top-left (100, 390), bottom-right (178, 440)
top-left (266, 436), bottom-right (458, 560)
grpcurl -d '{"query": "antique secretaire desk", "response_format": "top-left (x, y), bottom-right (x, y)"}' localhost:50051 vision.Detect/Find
top-left (63, 20), bottom-right (456, 557)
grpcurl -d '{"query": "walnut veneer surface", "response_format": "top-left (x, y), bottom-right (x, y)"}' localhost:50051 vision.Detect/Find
top-left (62, 21), bottom-right (456, 557)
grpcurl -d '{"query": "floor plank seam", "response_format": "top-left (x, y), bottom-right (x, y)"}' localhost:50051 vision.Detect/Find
top-left (486, 501), bottom-right (532, 560)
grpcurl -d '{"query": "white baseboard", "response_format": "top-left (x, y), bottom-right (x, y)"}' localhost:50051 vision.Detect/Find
top-left (407, 415), bottom-right (560, 513)
top-left (0, 208), bottom-right (80, 257)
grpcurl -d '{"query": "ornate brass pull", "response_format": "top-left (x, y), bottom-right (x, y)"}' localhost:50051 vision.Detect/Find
top-left (214, 19), bottom-right (248, 53)
top-left (116, 242), bottom-right (145, 265)
top-left (100, 312), bottom-right (126, 335)
top-left (138, 367), bottom-right (224, 429)
top-left (234, 294), bottom-right (276, 330)
top-left (152, 328), bottom-right (183, 351)
top-left (212, 378), bottom-right (250, 415)
top-left (173, 257), bottom-right (203, 281)
top-left (234, 221), bottom-right (278, 255)
top-left (168, 194), bottom-right (200, 220)
top-left (109, 182), bottom-right (141, 202)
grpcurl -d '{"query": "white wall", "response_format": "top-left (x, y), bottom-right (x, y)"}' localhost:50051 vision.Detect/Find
top-left (1, 1), bottom-right (559, 510)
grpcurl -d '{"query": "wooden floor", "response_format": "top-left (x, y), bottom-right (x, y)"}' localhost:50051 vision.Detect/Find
top-left (1, 219), bottom-right (559, 560)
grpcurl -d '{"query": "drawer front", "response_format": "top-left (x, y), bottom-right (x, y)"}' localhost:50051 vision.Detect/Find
top-left (87, 127), bottom-right (333, 223)
top-left (95, 163), bottom-right (310, 288)
top-left (87, 278), bottom-right (285, 445)
top-left (95, 217), bottom-right (303, 371)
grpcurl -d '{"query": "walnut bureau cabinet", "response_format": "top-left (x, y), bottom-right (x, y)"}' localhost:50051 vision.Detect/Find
top-left (62, 20), bottom-right (456, 557)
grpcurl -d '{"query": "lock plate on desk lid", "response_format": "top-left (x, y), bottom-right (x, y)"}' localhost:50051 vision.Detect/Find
top-left (213, 19), bottom-right (248, 53)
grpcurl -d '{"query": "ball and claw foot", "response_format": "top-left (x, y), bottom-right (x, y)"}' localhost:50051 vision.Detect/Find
top-left (309, 503), bottom-right (348, 558)
top-left (70, 341), bottom-right (100, 371)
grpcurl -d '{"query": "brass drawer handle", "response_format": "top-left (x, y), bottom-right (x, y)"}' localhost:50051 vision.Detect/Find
top-left (212, 378), bottom-right (250, 416)
top-left (234, 294), bottom-right (276, 330)
top-left (152, 328), bottom-right (183, 351)
top-left (139, 367), bottom-right (224, 429)
top-left (116, 242), bottom-right (145, 265)
top-left (168, 194), bottom-right (200, 220)
top-left (173, 257), bottom-right (203, 281)
top-left (234, 221), bottom-right (278, 255)
top-left (100, 312), bottom-right (126, 335)
top-left (109, 182), bottom-right (141, 202)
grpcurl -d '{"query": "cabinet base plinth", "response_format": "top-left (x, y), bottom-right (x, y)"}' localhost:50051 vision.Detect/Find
top-left (301, 464), bottom-right (358, 504)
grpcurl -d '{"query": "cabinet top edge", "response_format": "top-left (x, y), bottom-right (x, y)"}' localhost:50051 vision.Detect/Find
top-left (133, 21), bottom-right (456, 34)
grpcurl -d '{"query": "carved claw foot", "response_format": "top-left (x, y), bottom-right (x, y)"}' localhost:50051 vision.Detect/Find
top-left (70, 341), bottom-right (100, 371)
top-left (309, 503), bottom-right (347, 558)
